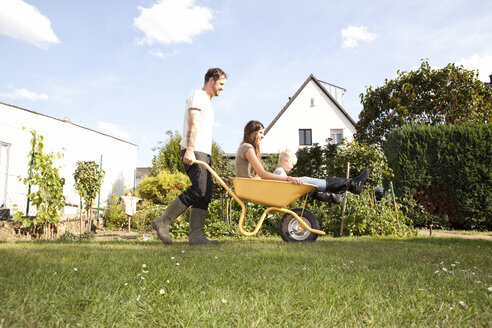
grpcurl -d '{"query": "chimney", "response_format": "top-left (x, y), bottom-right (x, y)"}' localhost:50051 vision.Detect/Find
top-left (489, 74), bottom-right (492, 84)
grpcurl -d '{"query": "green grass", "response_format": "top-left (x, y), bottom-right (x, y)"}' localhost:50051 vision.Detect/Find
top-left (1, 237), bottom-right (491, 327)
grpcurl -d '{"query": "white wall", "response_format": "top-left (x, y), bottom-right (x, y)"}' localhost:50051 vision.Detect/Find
top-left (0, 103), bottom-right (138, 218)
top-left (261, 79), bottom-right (356, 154)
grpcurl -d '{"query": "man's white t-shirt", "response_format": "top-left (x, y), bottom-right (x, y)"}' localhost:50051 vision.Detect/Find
top-left (179, 89), bottom-right (213, 155)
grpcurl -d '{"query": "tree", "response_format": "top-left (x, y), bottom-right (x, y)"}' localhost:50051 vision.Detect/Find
top-left (13, 131), bottom-right (65, 239)
top-left (356, 59), bottom-right (492, 145)
top-left (151, 130), bottom-right (183, 176)
top-left (73, 161), bottom-right (105, 233)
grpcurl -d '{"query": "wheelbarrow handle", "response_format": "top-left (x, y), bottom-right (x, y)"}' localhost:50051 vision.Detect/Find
top-left (193, 160), bottom-right (250, 235)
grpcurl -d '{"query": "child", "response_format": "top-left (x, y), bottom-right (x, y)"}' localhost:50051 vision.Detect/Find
top-left (274, 149), bottom-right (343, 204)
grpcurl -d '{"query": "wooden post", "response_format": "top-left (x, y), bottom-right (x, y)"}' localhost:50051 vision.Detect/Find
top-left (79, 195), bottom-right (83, 235)
top-left (429, 224), bottom-right (433, 236)
top-left (127, 215), bottom-right (131, 232)
top-left (390, 181), bottom-right (399, 220)
top-left (340, 162), bottom-right (350, 237)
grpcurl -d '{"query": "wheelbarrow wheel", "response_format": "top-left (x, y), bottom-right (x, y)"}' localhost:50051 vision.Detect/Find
top-left (279, 208), bottom-right (320, 242)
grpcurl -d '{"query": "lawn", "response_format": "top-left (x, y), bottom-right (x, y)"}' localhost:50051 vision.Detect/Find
top-left (0, 236), bottom-right (491, 327)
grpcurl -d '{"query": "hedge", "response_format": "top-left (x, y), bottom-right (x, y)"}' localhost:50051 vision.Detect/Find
top-left (384, 123), bottom-right (491, 230)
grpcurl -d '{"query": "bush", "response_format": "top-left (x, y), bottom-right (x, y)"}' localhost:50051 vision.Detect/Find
top-left (136, 170), bottom-right (190, 206)
top-left (102, 191), bottom-right (128, 229)
top-left (58, 232), bottom-right (78, 242)
top-left (58, 231), bottom-right (95, 242)
top-left (78, 231), bottom-right (95, 241)
top-left (317, 191), bottom-right (416, 237)
top-left (384, 123), bottom-right (492, 230)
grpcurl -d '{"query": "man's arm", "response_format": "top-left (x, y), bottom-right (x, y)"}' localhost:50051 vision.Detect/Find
top-left (183, 108), bottom-right (200, 165)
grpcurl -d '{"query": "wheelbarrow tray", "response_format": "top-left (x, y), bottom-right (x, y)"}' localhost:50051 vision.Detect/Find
top-left (232, 177), bottom-right (316, 207)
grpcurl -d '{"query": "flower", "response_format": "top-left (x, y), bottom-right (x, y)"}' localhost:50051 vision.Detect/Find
top-left (142, 264), bottom-right (147, 268)
top-left (137, 295), bottom-right (141, 301)
top-left (166, 280), bottom-right (170, 284)
top-left (174, 185), bottom-right (179, 189)
top-left (221, 298), bottom-right (227, 304)
top-left (74, 268), bottom-right (78, 271)
top-left (141, 276), bottom-right (145, 280)
top-left (124, 283), bottom-right (128, 286)
top-left (181, 250), bottom-right (185, 254)
top-left (442, 267), bottom-right (448, 272)
top-left (171, 256), bottom-right (175, 260)
top-left (459, 301), bottom-right (466, 307)
top-left (142, 270), bottom-right (149, 274)
top-left (160, 289), bottom-right (166, 295)
top-left (488, 287), bottom-right (492, 292)
top-left (176, 263), bottom-right (180, 266)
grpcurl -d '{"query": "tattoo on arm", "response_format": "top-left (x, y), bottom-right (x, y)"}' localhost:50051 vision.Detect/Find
top-left (186, 108), bottom-right (200, 149)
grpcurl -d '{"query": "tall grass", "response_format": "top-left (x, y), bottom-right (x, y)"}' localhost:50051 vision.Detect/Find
top-left (1, 237), bottom-right (491, 327)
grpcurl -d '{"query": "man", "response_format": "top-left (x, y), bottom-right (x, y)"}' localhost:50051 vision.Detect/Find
top-left (152, 68), bottom-right (227, 245)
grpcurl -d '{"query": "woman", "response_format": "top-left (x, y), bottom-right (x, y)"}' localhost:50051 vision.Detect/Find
top-left (236, 121), bottom-right (303, 185)
top-left (235, 120), bottom-right (369, 200)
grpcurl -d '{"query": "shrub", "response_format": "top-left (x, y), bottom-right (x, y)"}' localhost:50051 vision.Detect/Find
top-left (318, 191), bottom-right (416, 237)
top-left (384, 123), bottom-right (492, 230)
top-left (78, 231), bottom-right (95, 241)
top-left (103, 191), bottom-right (127, 229)
top-left (136, 170), bottom-right (190, 206)
top-left (58, 232), bottom-right (78, 242)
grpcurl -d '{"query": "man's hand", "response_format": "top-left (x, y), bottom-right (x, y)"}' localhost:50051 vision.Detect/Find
top-left (183, 148), bottom-right (196, 165)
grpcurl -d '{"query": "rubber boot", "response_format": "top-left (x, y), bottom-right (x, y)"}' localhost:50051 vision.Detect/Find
top-left (312, 192), bottom-right (343, 204)
top-left (325, 177), bottom-right (351, 194)
top-left (348, 168), bottom-right (370, 195)
top-left (152, 197), bottom-right (188, 244)
top-left (188, 208), bottom-right (219, 245)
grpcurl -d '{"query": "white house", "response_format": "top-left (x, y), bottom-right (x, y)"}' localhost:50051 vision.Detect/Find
top-left (260, 74), bottom-right (357, 154)
top-left (0, 102), bottom-right (138, 218)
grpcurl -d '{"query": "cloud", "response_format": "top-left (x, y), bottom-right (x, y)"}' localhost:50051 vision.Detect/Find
top-left (0, 0), bottom-right (59, 49)
top-left (134, 0), bottom-right (213, 45)
top-left (341, 25), bottom-right (377, 48)
top-left (0, 87), bottom-right (49, 100)
top-left (148, 49), bottom-right (178, 59)
top-left (98, 121), bottom-right (131, 141)
top-left (456, 54), bottom-right (492, 82)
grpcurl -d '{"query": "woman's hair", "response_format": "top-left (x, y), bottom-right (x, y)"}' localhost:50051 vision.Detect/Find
top-left (242, 120), bottom-right (264, 162)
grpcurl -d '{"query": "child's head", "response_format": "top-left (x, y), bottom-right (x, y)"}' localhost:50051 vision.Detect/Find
top-left (277, 148), bottom-right (297, 172)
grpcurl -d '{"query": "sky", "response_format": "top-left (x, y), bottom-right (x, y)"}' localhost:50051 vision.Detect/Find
top-left (1, 0), bottom-right (491, 167)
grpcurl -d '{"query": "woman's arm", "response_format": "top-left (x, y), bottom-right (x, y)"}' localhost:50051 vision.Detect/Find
top-left (244, 148), bottom-right (303, 185)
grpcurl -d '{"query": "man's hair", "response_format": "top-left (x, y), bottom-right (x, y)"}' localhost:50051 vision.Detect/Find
top-left (278, 148), bottom-right (297, 165)
top-left (204, 68), bottom-right (227, 83)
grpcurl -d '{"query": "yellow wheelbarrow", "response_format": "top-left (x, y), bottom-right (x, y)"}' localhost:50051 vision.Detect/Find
top-left (194, 160), bottom-right (326, 242)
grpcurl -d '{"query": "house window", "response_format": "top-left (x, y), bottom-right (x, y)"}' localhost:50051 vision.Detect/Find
top-left (310, 98), bottom-right (315, 107)
top-left (299, 129), bottom-right (312, 146)
top-left (330, 129), bottom-right (343, 144)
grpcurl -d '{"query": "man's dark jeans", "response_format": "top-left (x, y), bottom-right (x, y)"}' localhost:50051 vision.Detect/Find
top-left (178, 150), bottom-right (212, 210)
